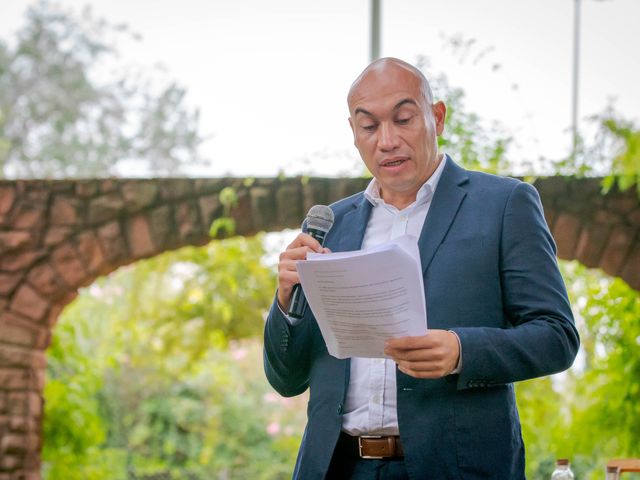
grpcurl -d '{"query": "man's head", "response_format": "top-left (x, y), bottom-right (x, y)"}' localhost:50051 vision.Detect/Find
top-left (347, 57), bottom-right (446, 209)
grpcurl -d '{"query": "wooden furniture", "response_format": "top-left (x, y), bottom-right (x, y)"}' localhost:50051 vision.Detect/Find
top-left (606, 459), bottom-right (640, 479)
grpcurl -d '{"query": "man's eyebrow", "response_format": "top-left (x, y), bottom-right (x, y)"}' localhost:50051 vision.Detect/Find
top-left (353, 99), bottom-right (418, 117)
top-left (394, 99), bottom-right (418, 110)
top-left (354, 107), bottom-right (374, 117)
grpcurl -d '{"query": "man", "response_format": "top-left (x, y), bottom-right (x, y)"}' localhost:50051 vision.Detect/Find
top-left (263, 57), bottom-right (579, 479)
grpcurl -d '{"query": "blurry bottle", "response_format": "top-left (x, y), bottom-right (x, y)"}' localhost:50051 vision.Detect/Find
top-left (551, 459), bottom-right (575, 479)
top-left (606, 466), bottom-right (618, 480)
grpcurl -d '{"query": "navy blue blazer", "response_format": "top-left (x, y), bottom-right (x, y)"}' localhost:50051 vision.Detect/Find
top-left (263, 157), bottom-right (579, 479)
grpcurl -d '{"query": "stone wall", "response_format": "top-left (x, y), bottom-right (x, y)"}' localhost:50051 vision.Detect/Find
top-left (0, 175), bottom-right (638, 478)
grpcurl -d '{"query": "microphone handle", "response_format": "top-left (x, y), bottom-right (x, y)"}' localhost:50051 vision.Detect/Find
top-left (287, 227), bottom-right (328, 319)
top-left (287, 284), bottom-right (307, 319)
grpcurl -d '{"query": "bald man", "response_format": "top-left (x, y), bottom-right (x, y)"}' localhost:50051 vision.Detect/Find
top-left (264, 58), bottom-right (579, 479)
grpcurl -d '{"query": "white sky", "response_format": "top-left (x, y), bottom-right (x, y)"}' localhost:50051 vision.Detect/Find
top-left (1, 0), bottom-right (639, 177)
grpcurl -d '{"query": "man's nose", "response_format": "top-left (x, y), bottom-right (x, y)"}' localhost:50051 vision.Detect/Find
top-left (378, 122), bottom-right (400, 151)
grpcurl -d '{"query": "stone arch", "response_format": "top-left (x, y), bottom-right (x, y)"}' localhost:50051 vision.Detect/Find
top-left (0, 175), bottom-right (638, 479)
top-left (535, 177), bottom-right (640, 287)
top-left (0, 176), bottom-right (367, 478)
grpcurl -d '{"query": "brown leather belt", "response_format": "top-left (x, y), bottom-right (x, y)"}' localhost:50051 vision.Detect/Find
top-left (338, 432), bottom-right (404, 459)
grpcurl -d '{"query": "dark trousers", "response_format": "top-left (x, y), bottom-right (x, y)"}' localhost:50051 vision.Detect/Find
top-left (326, 432), bottom-right (410, 480)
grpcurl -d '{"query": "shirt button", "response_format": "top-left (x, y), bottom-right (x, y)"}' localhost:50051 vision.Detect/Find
top-left (372, 395), bottom-right (381, 404)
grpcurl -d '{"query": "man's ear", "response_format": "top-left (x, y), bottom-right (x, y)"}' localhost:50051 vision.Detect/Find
top-left (433, 101), bottom-right (447, 136)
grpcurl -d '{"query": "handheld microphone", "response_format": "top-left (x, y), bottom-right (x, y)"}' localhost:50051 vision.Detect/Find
top-left (288, 205), bottom-right (335, 319)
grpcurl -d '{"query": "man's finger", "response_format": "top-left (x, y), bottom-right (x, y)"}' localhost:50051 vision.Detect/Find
top-left (385, 335), bottom-right (433, 353)
top-left (287, 233), bottom-right (324, 252)
top-left (388, 348), bottom-right (446, 362)
top-left (280, 246), bottom-right (314, 263)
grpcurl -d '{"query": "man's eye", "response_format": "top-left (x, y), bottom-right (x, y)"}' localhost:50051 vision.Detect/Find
top-left (362, 124), bottom-right (377, 132)
top-left (396, 117), bottom-right (411, 125)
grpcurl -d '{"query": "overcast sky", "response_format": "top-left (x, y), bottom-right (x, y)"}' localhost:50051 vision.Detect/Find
top-left (1, 0), bottom-right (638, 177)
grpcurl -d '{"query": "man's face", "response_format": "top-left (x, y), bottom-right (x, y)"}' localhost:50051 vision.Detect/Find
top-left (348, 64), bottom-right (446, 209)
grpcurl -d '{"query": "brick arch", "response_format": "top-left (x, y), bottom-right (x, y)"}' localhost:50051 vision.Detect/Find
top-left (0, 176), bottom-right (638, 479)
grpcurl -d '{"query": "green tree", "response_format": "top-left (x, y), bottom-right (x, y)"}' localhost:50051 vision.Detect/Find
top-left (108, 234), bottom-right (276, 373)
top-left (43, 235), bottom-right (306, 478)
top-left (553, 107), bottom-right (640, 196)
top-left (43, 295), bottom-right (122, 480)
top-left (599, 114), bottom-right (640, 194)
top-left (563, 263), bottom-right (640, 477)
top-left (0, 1), bottom-right (205, 178)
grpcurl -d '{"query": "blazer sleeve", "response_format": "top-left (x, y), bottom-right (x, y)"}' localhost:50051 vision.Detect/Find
top-left (263, 297), bottom-right (315, 397)
top-left (452, 181), bottom-right (580, 390)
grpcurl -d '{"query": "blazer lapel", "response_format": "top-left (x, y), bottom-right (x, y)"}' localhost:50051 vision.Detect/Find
top-left (335, 195), bottom-right (372, 252)
top-left (332, 194), bottom-right (372, 408)
top-left (418, 157), bottom-right (469, 274)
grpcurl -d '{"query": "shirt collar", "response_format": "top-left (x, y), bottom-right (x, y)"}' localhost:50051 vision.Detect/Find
top-left (364, 153), bottom-right (448, 208)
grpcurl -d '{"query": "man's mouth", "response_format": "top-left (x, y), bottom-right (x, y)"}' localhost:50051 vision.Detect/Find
top-left (380, 157), bottom-right (407, 167)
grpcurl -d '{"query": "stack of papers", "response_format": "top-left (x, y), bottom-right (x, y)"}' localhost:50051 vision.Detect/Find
top-left (296, 235), bottom-right (428, 359)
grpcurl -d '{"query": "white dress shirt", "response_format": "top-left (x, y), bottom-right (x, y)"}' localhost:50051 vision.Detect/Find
top-left (341, 156), bottom-right (447, 436)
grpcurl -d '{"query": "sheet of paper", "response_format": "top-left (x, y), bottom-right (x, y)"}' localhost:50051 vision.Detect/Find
top-left (296, 235), bottom-right (427, 359)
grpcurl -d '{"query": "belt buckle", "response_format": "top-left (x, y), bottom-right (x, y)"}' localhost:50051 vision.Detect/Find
top-left (358, 435), bottom-right (383, 459)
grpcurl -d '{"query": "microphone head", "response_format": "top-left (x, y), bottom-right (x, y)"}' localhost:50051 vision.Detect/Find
top-left (306, 205), bottom-right (334, 233)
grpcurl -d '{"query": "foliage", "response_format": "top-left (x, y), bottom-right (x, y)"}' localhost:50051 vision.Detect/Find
top-left (0, 1), bottom-right (205, 178)
top-left (553, 107), bottom-right (640, 196)
top-left (43, 310), bottom-right (110, 480)
top-left (516, 376), bottom-right (566, 478)
top-left (517, 261), bottom-right (640, 479)
top-left (564, 262), bottom-right (640, 472)
top-left (600, 115), bottom-right (640, 195)
top-left (209, 187), bottom-right (238, 238)
top-left (44, 235), bottom-right (305, 479)
top-left (106, 235), bottom-right (276, 372)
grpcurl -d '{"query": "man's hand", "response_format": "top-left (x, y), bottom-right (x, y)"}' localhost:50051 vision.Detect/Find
top-left (277, 233), bottom-right (330, 310)
top-left (384, 330), bottom-right (460, 378)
